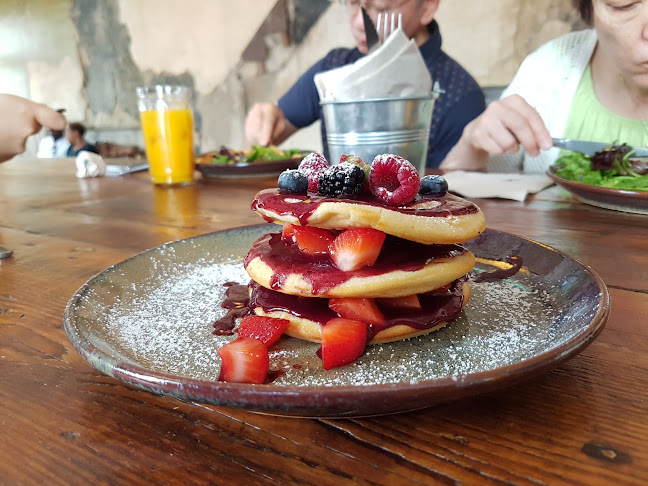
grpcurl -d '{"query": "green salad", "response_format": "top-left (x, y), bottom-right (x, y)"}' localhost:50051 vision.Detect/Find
top-left (210, 145), bottom-right (303, 165)
top-left (553, 146), bottom-right (648, 192)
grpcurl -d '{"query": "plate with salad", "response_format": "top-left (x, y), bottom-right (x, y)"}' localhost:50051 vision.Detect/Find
top-left (547, 145), bottom-right (648, 215)
top-left (196, 145), bottom-right (309, 178)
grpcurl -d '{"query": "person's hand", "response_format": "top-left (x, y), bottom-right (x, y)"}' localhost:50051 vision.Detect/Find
top-left (441, 94), bottom-right (553, 171)
top-left (245, 102), bottom-right (297, 147)
top-left (0, 94), bottom-right (67, 162)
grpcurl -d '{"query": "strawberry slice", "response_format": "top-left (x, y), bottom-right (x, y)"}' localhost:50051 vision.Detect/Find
top-left (320, 318), bottom-right (368, 370)
top-left (281, 222), bottom-right (295, 240)
top-left (292, 225), bottom-right (335, 255)
top-left (218, 337), bottom-right (269, 384)
top-left (238, 315), bottom-right (290, 346)
top-left (328, 228), bottom-right (386, 271)
top-left (329, 297), bottom-right (385, 325)
top-left (377, 294), bottom-right (422, 310)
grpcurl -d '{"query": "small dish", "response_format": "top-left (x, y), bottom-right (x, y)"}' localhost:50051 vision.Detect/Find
top-left (196, 151), bottom-right (309, 179)
top-left (547, 166), bottom-right (648, 215)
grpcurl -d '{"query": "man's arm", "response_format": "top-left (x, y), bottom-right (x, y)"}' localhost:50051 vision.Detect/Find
top-left (245, 58), bottom-right (327, 147)
top-left (245, 102), bottom-right (298, 147)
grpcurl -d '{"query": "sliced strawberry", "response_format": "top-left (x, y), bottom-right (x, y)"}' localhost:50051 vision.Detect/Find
top-left (292, 225), bottom-right (335, 255)
top-left (218, 337), bottom-right (269, 384)
top-left (329, 297), bottom-right (385, 325)
top-left (320, 318), bottom-right (368, 370)
top-left (238, 315), bottom-right (290, 346)
top-left (329, 228), bottom-right (386, 271)
top-left (281, 222), bottom-right (295, 240)
top-left (377, 294), bottom-right (422, 311)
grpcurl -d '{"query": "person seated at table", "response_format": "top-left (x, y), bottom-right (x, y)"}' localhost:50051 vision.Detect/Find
top-left (0, 94), bottom-right (67, 163)
top-left (66, 122), bottom-right (97, 157)
top-left (37, 108), bottom-right (70, 158)
top-left (440, 0), bottom-right (648, 173)
top-left (245, 0), bottom-right (485, 169)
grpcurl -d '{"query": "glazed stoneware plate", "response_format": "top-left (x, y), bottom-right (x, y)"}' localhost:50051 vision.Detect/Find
top-left (64, 226), bottom-right (610, 417)
top-left (195, 152), bottom-right (308, 179)
top-left (547, 166), bottom-right (648, 215)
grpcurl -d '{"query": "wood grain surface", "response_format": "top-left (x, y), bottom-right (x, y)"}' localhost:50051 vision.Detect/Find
top-left (0, 158), bottom-right (646, 485)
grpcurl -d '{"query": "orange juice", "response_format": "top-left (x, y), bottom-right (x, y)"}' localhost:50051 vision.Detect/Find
top-left (140, 108), bottom-right (194, 185)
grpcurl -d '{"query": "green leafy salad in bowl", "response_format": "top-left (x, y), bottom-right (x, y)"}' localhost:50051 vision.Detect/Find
top-left (551, 145), bottom-right (648, 192)
top-left (201, 145), bottom-right (304, 165)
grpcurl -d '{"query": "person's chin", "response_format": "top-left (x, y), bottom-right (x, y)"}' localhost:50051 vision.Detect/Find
top-left (357, 43), bottom-right (368, 55)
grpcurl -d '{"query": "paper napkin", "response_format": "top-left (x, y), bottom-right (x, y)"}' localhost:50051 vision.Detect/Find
top-left (75, 151), bottom-right (106, 178)
top-left (442, 171), bottom-right (554, 202)
top-left (314, 30), bottom-right (432, 102)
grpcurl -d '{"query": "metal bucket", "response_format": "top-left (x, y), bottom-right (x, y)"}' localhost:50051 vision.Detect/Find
top-left (320, 95), bottom-right (435, 174)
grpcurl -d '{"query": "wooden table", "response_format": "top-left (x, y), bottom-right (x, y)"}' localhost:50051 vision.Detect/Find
top-left (1, 158), bottom-right (646, 485)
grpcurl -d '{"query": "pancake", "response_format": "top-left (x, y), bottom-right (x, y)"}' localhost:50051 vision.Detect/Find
top-left (248, 280), bottom-right (471, 344)
top-left (251, 188), bottom-right (485, 245)
top-left (244, 232), bottom-right (475, 298)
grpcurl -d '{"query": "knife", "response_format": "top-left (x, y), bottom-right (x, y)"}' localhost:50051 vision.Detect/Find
top-left (362, 7), bottom-right (380, 53)
top-left (552, 137), bottom-right (648, 157)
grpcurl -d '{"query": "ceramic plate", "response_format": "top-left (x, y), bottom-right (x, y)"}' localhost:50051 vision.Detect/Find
top-left (64, 226), bottom-right (609, 417)
top-left (547, 166), bottom-right (648, 215)
top-left (196, 152), bottom-right (308, 179)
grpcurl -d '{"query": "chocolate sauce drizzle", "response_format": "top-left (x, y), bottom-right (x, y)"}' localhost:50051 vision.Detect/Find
top-left (212, 282), bottom-right (250, 335)
top-left (472, 255), bottom-right (523, 283)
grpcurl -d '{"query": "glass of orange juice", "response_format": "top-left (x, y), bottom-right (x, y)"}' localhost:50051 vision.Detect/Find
top-left (136, 85), bottom-right (195, 186)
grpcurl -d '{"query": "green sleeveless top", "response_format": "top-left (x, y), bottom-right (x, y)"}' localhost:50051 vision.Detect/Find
top-left (563, 65), bottom-right (648, 148)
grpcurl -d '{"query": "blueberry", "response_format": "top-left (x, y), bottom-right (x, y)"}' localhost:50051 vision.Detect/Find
top-left (278, 169), bottom-right (309, 194)
top-left (419, 175), bottom-right (448, 195)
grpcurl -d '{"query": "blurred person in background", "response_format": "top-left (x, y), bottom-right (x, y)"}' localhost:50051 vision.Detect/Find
top-left (66, 122), bottom-right (97, 156)
top-left (441, 0), bottom-right (648, 172)
top-left (0, 94), bottom-right (67, 163)
top-left (36, 108), bottom-right (70, 158)
top-left (245, 0), bottom-right (485, 169)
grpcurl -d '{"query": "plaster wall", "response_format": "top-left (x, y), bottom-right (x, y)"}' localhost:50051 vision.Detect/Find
top-left (1, 0), bottom-right (581, 156)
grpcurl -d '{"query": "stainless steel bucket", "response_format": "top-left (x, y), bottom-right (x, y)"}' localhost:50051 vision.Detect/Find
top-left (320, 95), bottom-right (435, 174)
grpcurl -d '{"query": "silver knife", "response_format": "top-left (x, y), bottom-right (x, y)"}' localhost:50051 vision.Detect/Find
top-left (362, 7), bottom-right (380, 53)
top-left (552, 137), bottom-right (648, 157)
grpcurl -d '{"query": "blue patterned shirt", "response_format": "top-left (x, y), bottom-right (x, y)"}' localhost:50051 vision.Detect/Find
top-left (278, 21), bottom-right (485, 168)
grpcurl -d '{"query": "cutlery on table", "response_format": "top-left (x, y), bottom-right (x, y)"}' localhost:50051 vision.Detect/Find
top-left (552, 137), bottom-right (648, 157)
top-left (362, 7), bottom-right (403, 53)
top-left (0, 245), bottom-right (13, 259)
top-left (376, 11), bottom-right (402, 43)
top-left (361, 7), bottom-right (380, 53)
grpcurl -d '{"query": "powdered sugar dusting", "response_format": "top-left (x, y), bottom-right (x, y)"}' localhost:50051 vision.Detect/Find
top-left (68, 227), bottom-right (603, 391)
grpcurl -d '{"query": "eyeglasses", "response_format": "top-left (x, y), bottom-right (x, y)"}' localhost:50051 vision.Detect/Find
top-left (341, 0), bottom-right (411, 18)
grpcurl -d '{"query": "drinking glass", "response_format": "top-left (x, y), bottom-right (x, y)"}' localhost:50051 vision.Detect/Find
top-left (136, 85), bottom-right (195, 186)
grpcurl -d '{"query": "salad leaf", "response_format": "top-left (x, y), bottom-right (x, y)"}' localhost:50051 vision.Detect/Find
top-left (552, 147), bottom-right (648, 192)
top-left (207, 145), bottom-right (303, 165)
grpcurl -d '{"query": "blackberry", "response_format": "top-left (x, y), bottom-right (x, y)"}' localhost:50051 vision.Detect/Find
top-left (317, 162), bottom-right (365, 198)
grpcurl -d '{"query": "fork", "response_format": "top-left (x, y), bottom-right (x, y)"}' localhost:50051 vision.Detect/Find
top-left (376, 12), bottom-right (402, 43)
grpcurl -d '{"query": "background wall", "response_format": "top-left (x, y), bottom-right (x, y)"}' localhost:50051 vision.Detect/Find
top-left (1, 0), bottom-right (584, 156)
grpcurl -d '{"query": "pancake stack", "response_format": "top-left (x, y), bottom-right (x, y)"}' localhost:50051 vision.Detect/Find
top-left (243, 153), bottom-right (485, 369)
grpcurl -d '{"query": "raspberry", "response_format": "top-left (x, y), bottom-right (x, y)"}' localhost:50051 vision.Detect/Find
top-left (298, 152), bottom-right (329, 192)
top-left (318, 162), bottom-right (365, 198)
top-left (369, 154), bottom-right (421, 206)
